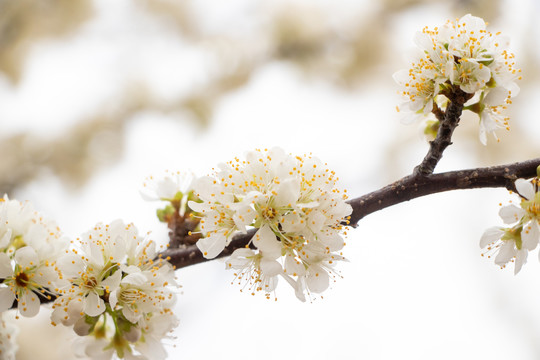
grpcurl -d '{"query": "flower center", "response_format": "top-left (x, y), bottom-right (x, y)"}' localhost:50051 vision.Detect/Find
top-left (82, 275), bottom-right (98, 290)
top-left (15, 271), bottom-right (30, 288)
top-left (262, 206), bottom-right (277, 220)
top-left (523, 199), bottom-right (540, 218)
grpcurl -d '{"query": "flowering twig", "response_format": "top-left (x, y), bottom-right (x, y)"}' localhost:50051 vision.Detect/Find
top-left (414, 87), bottom-right (473, 176)
top-left (160, 157), bottom-right (540, 269)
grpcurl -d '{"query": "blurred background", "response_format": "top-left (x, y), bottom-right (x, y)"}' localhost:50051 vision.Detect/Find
top-left (2, 0), bottom-right (540, 359)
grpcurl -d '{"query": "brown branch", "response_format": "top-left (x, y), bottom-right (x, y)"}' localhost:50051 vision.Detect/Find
top-left (161, 157), bottom-right (540, 269)
top-left (19, 157), bottom-right (540, 310)
top-left (414, 88), bottom-right (473, 176)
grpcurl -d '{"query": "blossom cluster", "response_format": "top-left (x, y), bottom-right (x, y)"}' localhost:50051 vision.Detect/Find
top-left (0, 195), bottom-right (67, 317)
top-left (0, 195), bottom-right (179, 360)
top-left (189, 148), bottom-right (352, 301)
top-left (480, 178), bottom-right (540, 274)
top-left (51, 220), bottom-right (178, 360)
top-left (394, 14), bottom-right (521, 144)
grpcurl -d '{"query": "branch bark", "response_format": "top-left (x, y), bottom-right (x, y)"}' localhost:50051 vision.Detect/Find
top-left (161, 157), bottom-right (540, 269)
top-left (414, 88), bottom-right (473, 176)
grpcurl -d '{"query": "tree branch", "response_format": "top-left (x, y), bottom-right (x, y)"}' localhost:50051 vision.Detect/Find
top-left (20, 157), bottom-right (540, 309)
top-left (161, 157), bottom-right (540, 269)
top-left (414, 88), bottom-right (473, 176)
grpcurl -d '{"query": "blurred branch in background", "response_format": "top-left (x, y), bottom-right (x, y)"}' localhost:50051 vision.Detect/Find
top-left (3, 0), bottom-right (538, 195)
top-left (0, 0), bottom-right (92, 83)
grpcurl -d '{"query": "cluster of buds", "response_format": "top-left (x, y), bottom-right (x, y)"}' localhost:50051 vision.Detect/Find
top-left (394, 14), bottom-right (521, 144)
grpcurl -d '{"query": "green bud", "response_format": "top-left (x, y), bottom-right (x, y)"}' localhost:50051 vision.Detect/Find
top-left (537, 165), bottom-right (540, 178)
top-left (172, 191), bottom-right (183, 203)
top-left (157, 205), bottom-right (176, 223)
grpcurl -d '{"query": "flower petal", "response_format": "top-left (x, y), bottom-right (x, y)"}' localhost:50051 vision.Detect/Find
top-left (480, 227), bottom-right (503, 248)
top-left (196, 233), bottom-right (227, 259)
top-left (498, 204), bottom-right (524, 224)
top-left (253, 225), bottom-right (281, 259)
top-left (0, 253), bottom-right (13, 278)
top-left (19, 290), bottom-right (40, 317)
top-left (84, 291), bottom-right (105, 317)
top-left (515, 179), bottom-right (535, 200)
top-left (0, 287), bottom-right (15, 312)
top-left (521, 221), bottom-right (540, 251)
top-left (14, 247), bottom-right (38, 269)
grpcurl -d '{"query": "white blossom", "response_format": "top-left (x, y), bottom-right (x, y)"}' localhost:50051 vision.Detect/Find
top-left (52, 220), bottom-right (179, 360)
top-left (0, 196), bottom-right (67, 317)
top-left (395, 14), bottom-right (521, 144)
top-left (140, 170), bottom-right (193, 203)
top-left (480, 178), bottom-right (540, 273)
top-left (189, 148), bottom-right (352, 300)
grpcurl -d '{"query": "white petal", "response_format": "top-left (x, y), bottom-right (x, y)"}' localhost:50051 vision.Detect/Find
top-left (515, 179), bottom-right (535, 200)
top-left (121, 273), bottom-right (146, 286)
top-left (306, 266), bottom-right (329, 293)
top-left (259, 258), bottom-right (282, 277)
top-left (226, 248), bottom-right (255, 269)
top-left (284, 254), bottom-right (306, 277)
top-left (494, 241), bottom-right (515, 266)
top-left (514, 249), bottom-right (528, 275)
top-left (101, 270), bottom-right (122, 290)
top-left (84, 292), bottom-right (105, 317)
top-left (14, 247), bottom-right (38, 269)
top-left (0, 287), bottom-right (15, 312)
top-left (19, 290), bottom-right (40, 317)
top-left (0, 253), bottom-right (13, 278)
top-left (274, 179), bottom-right (300, 208)
top-left (196, 233), bottom-right (227, 259)
top-left (253, 225), bottom-right (282, 259)
top-left (521, 221), bottom-right (540, 251)
top-left (187, 200), bottom-right (207, 213)
top-left (0, 228), bottom-right (12, 248)
top-left (498, 204), bottom-right (525, 224)
top-left (479, 227), bottom-right (503, 248)
top-left (73, 316), bottom-right (92, 336)
top-left (484, 87), bottom-right (509, 107)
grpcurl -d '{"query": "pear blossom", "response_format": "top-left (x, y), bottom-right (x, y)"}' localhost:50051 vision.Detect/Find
top-left (395, 14), bottom-right (521, 144)
top-left (480, 178), bottom-right (540, 273)
top-left (189, 148), bottom-right (352, 300)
